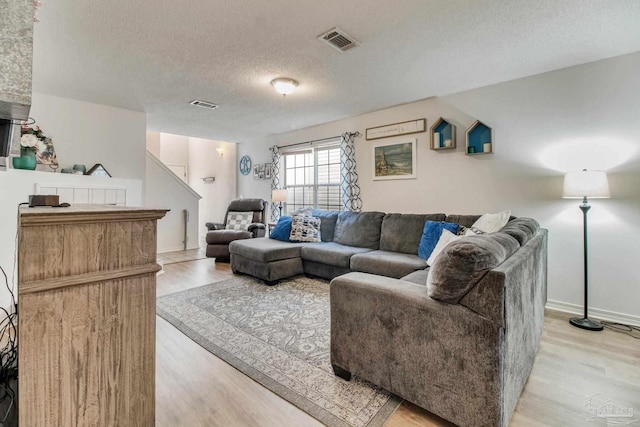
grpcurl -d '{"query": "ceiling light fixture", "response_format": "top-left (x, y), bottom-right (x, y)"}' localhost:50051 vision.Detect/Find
top-left (271, 78), bottom-right (298, 98)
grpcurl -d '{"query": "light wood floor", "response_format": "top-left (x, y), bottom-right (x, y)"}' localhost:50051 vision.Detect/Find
top-left (156, 259), bottom-right (640, 427)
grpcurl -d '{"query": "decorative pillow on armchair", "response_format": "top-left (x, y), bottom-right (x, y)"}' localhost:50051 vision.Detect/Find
top-left (226, 211), bottom-right (254, 230)
top-left (289, 215), bottom-right (321, 242)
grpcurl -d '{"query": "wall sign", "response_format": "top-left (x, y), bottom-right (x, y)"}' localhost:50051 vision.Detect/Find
top-left (365, 119), bottom-right (426, 140)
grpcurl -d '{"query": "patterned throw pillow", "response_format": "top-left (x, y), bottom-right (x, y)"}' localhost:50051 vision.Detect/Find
top-left (226, 211), bottom-right (254, 231)
top-left (289, 215), bottom-right (321, 242)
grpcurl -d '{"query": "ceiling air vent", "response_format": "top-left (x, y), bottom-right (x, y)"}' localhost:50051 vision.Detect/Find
top-left (189, 99), bottom-right (218, 110)
top-left (318, 27), bottom-right (360, 52)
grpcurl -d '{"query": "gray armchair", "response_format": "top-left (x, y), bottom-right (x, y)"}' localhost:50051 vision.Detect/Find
top-left (205, 198), bottom-right (268, 261)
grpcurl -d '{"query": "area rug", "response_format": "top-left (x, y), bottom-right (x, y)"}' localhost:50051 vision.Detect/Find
top-left (156, 275), bottom-right (402, 427)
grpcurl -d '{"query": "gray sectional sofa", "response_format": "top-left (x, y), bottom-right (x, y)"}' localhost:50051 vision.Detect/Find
top-left (229, 210), bottom-right (548, 427)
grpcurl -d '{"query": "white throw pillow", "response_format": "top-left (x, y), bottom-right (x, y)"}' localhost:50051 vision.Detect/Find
top-left (291, 207), bottom-right (313, 216)
top-left (427, 229), bottom-right (462, 266)
top-left (226, 211), bottom-right (254, 230)
top-left (464, 210), bottom-right (511, 236)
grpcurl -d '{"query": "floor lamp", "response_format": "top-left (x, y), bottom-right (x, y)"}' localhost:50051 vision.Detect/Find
top-left (272, 189), bottom-right (288, 218)
top-left (562, 169), bottom-right (610, 331)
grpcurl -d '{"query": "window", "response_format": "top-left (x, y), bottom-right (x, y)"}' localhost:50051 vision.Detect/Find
top-left (283, 143), bottom-right (342, 214)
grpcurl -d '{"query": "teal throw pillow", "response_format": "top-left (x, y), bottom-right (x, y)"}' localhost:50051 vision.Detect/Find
top-left (418, 220), bottom-right (460, 259)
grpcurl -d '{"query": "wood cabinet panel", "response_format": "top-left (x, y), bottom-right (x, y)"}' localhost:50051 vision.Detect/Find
top-left (18, 205), bottom-right (166, 426)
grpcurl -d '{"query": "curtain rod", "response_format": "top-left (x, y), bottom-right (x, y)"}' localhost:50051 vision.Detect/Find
top-left (274, 131), bottom-right (359, 150)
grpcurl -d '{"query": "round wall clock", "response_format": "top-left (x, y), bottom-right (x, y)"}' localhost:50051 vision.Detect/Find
top-left (239, 155), bottom-right (252, 175)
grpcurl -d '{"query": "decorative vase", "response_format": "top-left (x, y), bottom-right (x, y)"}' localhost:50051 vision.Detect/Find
top-left (13, 147), bottom-right (37, 170)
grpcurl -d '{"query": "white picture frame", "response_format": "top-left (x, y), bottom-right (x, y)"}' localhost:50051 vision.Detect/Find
top-left (372, 139), bottom-right (417, 180)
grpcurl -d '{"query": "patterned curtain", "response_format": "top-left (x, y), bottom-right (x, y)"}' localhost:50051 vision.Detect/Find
top-left (270, 145), bottom-right (282, 221)
top-left (340, 132), bottom-right (362, 212)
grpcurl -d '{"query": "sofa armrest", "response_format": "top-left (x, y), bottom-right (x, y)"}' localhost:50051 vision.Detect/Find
top-left (248, 223), bottom-right (266, 238)
top-left (206, 222), bottom-right (225, 231)
top-left (330, 272), bottom-right (503, 427)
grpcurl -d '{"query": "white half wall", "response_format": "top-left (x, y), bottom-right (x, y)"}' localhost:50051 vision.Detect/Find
top-left (145, 152), bottom-right (201, 253)
top-left (0, 170), bottom-right (142, 308)
top-left (237, 52), bottom-right (640, 321)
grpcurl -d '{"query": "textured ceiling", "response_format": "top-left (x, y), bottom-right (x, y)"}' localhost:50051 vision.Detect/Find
top-left (32, 0), bottom-right (640, 142)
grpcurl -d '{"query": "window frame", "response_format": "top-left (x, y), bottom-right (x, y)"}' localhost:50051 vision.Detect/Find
top-left (282, 141), bottom-right (342, 214)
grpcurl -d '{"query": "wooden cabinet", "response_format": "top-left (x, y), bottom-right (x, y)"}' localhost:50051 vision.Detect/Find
top-left (0, 0), bottom-right (34, 119)
top-left (18, 205), bottom-right (167, 426)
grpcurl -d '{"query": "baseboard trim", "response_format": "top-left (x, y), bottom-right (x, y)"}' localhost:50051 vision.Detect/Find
top-left (158, 245), bottom-right (200, 254)
top-left (546, 300), bottom-right (640, 327)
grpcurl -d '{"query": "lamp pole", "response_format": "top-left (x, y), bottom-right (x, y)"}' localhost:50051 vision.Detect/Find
top-left (569, 196), bottom-right (603, 331)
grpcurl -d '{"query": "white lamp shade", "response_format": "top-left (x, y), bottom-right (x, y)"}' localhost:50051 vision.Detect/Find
top-left (272, 189), bottom-right (288, 202)
top-left (562, 170), bottom-right (610, 199)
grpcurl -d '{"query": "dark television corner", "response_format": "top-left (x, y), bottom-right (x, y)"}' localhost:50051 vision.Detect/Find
top-left (0, 118), bottom-right (17, 170)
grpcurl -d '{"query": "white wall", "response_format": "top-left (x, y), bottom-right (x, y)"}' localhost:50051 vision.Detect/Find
top-left (29, 92), bottom-right (147, 180)
top-left (187, 138), bottom-right (237, 239)
top-left (145, 152), bottom-right (201, 252)
top-left (148, 131), bottom-right (238, 245)
top-left (238, 52), bottom-right (640, 323)
top-left (0, 93), bottom-right (147, 310)
top-left (147, 131), bottom-right (161, 158)
top-left (237, 140), bottom-right (276, 219)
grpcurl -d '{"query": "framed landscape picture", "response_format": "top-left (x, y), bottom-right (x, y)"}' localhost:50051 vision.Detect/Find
top-left (372, 139), bottom-right (417, 180)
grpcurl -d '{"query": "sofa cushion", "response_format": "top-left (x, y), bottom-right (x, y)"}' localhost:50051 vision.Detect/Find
top-left (333, 211), bottom-right (386, 249)
top-left (311, 209), bottom-right (339, 242)
top-left (350, 250), bottom-right (428, 279)
top-left (270, 216), bottom-right (292, 242)
top-left (418, 220), bottom-right (460, 259)
top-left (301, 242), bottom-right (373, 268)
top-left (498, 217), bottom-right (540, 246)
top-left (206, 229), bottom-right (251, 244)
top-left (427, 232), bottom-right (520, 304)
top-left (444, 214), bottom-right (482, 228)
top-left (290, 215), bottom-right (321, 242)
top-left (401, 268), bottom-right (429, 285)
top-left (229, 238), bottom-right (308, 263)
top-left (379, 213), bottom-right (447, 254)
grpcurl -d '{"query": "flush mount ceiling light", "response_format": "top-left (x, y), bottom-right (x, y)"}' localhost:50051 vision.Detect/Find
top-left (270, 78), bottom-right (298, 97)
